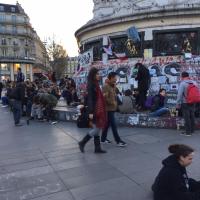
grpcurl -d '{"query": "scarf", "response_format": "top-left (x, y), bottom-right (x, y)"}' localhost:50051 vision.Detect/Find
top-left (95, 82), bottom-right (107, 128)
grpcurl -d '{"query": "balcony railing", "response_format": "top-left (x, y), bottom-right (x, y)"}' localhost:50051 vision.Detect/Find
top-left (0, 19), bottom-right (30, 25)
top-left (0, 55), bottom-right (35, 62)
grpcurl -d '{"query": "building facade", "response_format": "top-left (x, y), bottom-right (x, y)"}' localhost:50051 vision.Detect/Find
top-left (75, 0), bottom-right (200, 106)
top-left (0, 2), bottom-right (48, 81)
top-left (65, 56), bottom-right (78, 77)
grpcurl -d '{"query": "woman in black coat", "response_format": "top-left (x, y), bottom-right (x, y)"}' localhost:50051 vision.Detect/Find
top-left (152, 144), bottom-right (200, 200)
top-left (78, 67), bottom-right (107, 154)
top-left (134, 63), bottom-right (150, 110)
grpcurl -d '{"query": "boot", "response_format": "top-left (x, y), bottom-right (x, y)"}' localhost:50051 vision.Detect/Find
top-left (78, 134), bottom-right (91, 153)
top-left (94, 136), bottom-right (107, 154)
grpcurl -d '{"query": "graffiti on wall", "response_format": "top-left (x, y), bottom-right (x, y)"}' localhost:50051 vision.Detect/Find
top-left (74, 55), bottom-right (200, 105)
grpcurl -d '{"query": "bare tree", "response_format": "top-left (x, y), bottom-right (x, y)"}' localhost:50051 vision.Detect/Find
top-left (47, 39), bottom-right (68, 79)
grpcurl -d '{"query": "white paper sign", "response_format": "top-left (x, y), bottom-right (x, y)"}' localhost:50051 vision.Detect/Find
top-left (78, 48), bottom-right (93, 67)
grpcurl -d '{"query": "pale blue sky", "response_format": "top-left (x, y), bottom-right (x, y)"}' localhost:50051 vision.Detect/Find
top-left (1, 0), bottom-right (93, 56)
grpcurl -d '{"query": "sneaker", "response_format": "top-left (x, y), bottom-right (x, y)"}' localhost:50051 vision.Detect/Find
top-left (117, 141), bottom-right (127, 147)
top-left (51, 121), bottom-right (58, 125)
top-left (180, 132), bottom-right (192, 136)
top-left (1, 105), bottom-right (8, 108)
top-left (101, 139), bottom-right (112, 144)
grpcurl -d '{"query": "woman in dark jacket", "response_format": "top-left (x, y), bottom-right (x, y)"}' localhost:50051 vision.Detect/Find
top-left (78, 67), bottom-right (107, 154)
top-left (152, 144), bottom-right (200, 200)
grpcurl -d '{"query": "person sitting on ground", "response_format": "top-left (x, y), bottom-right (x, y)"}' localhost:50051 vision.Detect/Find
top-left (39, 93), bottom-right (58, 123)
top-left (152, 144), bottom-right (200, 200)
top-left (149, 88), bottom-right (169, 117)
top-left (118, 89), bottom-right (135, 114)
top-left (30, 95), bottom-right (43, 121)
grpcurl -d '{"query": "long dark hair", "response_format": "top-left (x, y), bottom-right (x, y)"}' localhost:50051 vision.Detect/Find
top-left (168, 144), bottom-right (194, 158)
top-left (87, 67), bottom-right (99, 84)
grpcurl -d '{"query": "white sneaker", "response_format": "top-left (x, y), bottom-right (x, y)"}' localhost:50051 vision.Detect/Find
top-left (101, 139), bottom-right (112, 144)
top-left (1, 105), bottom-right (8, 108)
top-left (51, 121), bottom-right (58, 125)
top-left (117, 141), bottom-right (127, 147)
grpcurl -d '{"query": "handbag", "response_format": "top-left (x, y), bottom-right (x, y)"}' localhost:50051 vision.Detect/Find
top-left (77, 106), bottom-right (90, 128)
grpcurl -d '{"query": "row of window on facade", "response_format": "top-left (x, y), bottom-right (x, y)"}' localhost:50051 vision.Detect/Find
top-left (80, 28), bottom-right (200, 61)
top-left (0, 63), bottom-right (30, 72)
top-left (0, 25), bottom-right (30, 35)
top-left (0, 63), bottom-right (31, 81)
top-left (0, 5), bottom-right (16, 12)
top-left (0, 47), bottom-right (30, 57)
top-left (0, 37), bottom-right (32, 46)
top-left (0, 14), bottom-right (28, 23)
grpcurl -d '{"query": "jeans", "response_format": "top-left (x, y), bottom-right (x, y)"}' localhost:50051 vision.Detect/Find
top-left (149, 107), bottom-right (169, 117)
top-left (182, 103), bottom-right (195, 134)
top-left (1, 96), bottom-right (8, 105)
top-left (101, 111), bottom-right (121, 143)
top-left (88, 124), bottom-right (101, 137)
top-left (12, 100), bottom-right (22, 124)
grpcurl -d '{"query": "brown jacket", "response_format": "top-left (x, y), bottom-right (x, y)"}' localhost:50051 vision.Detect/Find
top-left (102, 83), bottom-right (117, 111)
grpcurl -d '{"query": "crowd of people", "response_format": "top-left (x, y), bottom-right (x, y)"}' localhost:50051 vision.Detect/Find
top-left (0, 68), bottom-right (80, 126)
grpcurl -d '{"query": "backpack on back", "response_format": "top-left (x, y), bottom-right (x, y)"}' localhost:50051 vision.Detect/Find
top-left (145, 96), bottom-right (154, 109)
top-left (186, 83), bottom-right (200, 104)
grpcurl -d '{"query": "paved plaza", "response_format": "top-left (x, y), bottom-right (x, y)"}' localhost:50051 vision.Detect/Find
top-left (0, 106), bottom-right (200, 200)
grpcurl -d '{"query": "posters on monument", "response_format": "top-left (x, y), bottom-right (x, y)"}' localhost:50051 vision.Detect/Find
top-left (78, 48), bottom-right (93, 67)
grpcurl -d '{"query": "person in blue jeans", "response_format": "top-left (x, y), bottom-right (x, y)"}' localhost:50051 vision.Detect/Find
top-left (101, 72), bottom-right (127, 147)
top-left (10, 83), bottom-right (25, 126)
top-left (149, 88), bottom-right (169, 117)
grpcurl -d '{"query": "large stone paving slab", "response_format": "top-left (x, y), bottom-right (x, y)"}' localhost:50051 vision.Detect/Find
top-left (33, 191), bottom-right (74, 200)
top-left (126, 134), bottom-right (161, 144)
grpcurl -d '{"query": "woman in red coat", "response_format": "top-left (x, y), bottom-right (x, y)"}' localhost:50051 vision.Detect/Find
top-left (78, 67), bottom-right (107, 153)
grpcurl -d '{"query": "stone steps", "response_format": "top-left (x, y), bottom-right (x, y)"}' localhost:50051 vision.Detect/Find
top-left (54, 106), bottom-right (200, 129)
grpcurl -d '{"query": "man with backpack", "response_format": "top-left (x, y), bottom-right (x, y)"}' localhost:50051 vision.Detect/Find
top-left (177, 71), bottom-right (200, 136)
